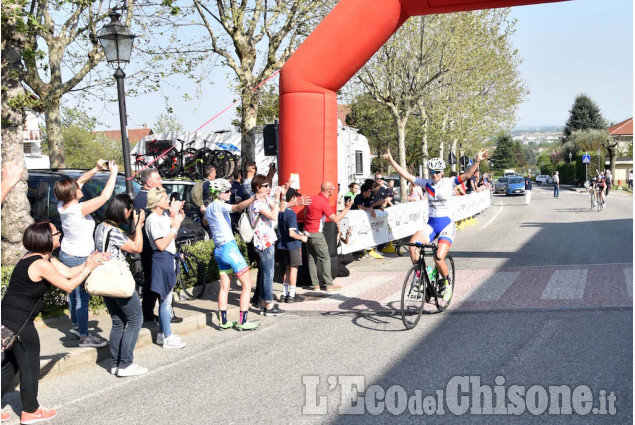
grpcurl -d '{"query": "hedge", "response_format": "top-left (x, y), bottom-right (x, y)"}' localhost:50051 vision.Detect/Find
top-left (0, 235), bottom-right (248, 318)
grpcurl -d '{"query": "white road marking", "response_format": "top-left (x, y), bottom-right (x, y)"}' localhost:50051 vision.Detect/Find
top-left (541, 269), bottom-right (588, 300)
top-left (624, 267), bottom-right (633, 297)
top-left (479, 203), bottom-right (504, 230)
top-left (464, 271), bottom-right (520, 301)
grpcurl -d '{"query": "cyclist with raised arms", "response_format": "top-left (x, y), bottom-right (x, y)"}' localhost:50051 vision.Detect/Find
top-left (383, 149), bottom-right (487, 300)
top-left (203, 179), bottom-right (260, 331)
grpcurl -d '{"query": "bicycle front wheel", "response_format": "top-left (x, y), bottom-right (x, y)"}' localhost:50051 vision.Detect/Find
top-left (401, 265), bottom-right (425, 330)
top-left (176, 252), bottom-right (206, 299)
top-left (434, 255), bottom-right (455, 311)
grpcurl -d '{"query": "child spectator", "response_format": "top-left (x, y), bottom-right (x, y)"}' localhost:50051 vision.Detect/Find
top-left (276, 188), bottom-right (308, 303)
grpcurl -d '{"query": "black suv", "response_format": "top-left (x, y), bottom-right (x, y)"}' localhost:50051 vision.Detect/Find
top-left (26, 169), bottom-right (208, 245)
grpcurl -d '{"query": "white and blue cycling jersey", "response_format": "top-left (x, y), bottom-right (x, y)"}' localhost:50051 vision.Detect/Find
top-left (413, 175), bottom-right (465, 245)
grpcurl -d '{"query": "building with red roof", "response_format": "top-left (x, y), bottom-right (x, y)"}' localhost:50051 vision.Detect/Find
top-left (94, 125), bottom-right (153, 148)
top-left (606, 117), bottom-right (632, 186)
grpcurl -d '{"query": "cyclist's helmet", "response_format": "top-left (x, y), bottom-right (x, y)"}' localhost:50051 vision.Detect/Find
top-left (426, 157), bottom-right (446, 172)
top-left (209, 178), bottom-right (232, 195)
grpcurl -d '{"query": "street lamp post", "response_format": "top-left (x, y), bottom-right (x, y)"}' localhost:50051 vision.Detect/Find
top-left (568, 152), bottom-right (572, 164)
top-left (97, 10), bottom-right (136, 195)
top-left (597, 148), bottom-right (601, 173)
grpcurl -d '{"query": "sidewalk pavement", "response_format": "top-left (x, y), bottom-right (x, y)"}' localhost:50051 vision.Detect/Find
top-left (35, 269), bottom-right (258, 380)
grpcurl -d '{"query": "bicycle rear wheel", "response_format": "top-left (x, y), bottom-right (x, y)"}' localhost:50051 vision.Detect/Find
top-left (176, 252), bottom-right (206, 299)
top-left (400, 265), bottom-right (425, 330)
top-left (157, 149), bottom-right (181, 178)
top-left (434, 255), bottom-right (455, 311)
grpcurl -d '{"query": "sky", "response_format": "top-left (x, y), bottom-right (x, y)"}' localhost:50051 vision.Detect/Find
top-left (92, 0), bottom-right (634, 133)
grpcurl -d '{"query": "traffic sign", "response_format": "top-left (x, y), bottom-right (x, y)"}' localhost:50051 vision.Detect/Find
top-left (582, 155), bottom-right (591, 164)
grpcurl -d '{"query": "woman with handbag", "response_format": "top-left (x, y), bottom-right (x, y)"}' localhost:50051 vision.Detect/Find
top-left (249, 175), bottom-right (286, 316)
top-left (145, 188), bottom-right (186, 349)
top-left (94, 194), bottom-right (147, 376)
top-left (54, 160), bottom-right (118, 348)
top-left (1, 222), bottom-right (104, 423)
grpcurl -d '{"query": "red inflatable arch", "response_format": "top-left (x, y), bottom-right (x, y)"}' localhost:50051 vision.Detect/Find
top-left (278, 0), bottom-right (568, 210)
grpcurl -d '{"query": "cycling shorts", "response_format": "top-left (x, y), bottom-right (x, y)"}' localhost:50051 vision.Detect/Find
top-left (422, 216), bottom-right (455, 246)
top-left (214, 240), bottom-right (249, 277)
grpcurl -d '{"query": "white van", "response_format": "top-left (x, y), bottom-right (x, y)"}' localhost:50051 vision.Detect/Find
top-left (503, 169), bottom-right (516, 177)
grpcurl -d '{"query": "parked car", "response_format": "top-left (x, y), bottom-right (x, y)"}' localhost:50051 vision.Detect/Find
top-left (26, 170), bottom-right (207, 246)
top-left (535, 174), bottom-right (554, 185)
top-left (494, 177), bottom-right (510, 194)
top-left (162, 179), bottom-right (201, 224)
top-left (503, 169), bottom-right (516, 177)
top-left (505, 176), bottom-right (526, 196)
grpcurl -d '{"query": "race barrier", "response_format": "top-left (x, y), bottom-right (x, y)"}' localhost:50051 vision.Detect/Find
top-left (338, 191), bottom-right (491, 255)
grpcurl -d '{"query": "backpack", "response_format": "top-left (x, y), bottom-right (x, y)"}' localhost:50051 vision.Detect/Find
top-left (239, 209), bottom-right (260, 243)
top-left (191, 180), bottom-right (207, 207)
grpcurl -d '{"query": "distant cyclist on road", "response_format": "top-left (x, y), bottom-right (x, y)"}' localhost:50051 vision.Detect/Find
top-left (383, 149), bottom-right (487, 301)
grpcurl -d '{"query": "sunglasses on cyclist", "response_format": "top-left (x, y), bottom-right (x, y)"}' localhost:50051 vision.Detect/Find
top-left (431, 170), bottom-right (442, 175)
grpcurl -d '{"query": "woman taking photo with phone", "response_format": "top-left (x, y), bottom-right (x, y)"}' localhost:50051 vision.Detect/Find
top-left (1, 222), bottom-right (104, 423)
top-left (54, 160), bottom-right (118, 348)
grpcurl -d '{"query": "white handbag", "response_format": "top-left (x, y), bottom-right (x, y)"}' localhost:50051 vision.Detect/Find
top-left (85, 227), bottom-right (135, 298)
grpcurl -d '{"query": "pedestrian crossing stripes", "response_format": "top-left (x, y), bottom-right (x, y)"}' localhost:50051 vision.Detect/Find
top-left (286, 264), bottom-right (633, 313)
top-left (464, 271), bottom-right (520, 301)
top-left (541, 269), bottom-right (588, 300)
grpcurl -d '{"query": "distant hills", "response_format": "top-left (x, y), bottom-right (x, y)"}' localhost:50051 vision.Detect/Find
top-left (511, 126), bottom-right (563, 135)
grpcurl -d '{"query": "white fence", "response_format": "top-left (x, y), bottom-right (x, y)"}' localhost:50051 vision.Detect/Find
top-left (337, 191), bottom-right (491, 254)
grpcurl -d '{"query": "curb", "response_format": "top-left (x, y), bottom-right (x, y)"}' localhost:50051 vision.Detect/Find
top-left (38, 307), bottom-right (212, 380)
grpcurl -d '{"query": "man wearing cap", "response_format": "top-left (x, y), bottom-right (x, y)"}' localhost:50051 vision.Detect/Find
top-left (304, 181), bottom-right (353, 291)
top-left (276, 188), bottom-right (309, 303)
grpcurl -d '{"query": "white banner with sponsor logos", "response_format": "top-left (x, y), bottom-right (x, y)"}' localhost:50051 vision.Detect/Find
top-left (337, 191), bottom-right (491, 255)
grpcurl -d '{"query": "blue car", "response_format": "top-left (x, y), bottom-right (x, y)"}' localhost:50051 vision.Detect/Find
top-left (505, 176), bottom-right (526, 196)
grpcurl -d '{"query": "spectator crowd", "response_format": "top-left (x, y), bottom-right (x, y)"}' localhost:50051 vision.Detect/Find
top-left (0, 157), bottom-right (492, 424)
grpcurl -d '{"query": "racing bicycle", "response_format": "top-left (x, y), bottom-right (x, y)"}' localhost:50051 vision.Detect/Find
top-left (396, 241), bottom-right (455, 330)
top-left (174, 245), bottom-right (207, 300)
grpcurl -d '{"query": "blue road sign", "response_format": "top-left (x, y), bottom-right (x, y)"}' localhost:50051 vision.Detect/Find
top-left (582, 155), bottom-right (591, 164)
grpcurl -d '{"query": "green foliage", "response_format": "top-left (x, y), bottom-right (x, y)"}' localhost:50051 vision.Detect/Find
top-left (1, 265), bottom-right (104, 317)
top-left (179, 237), bottom-right (248, 289)
top-left (232, 85), bottom-right (280, 131)
top-left (154, 113), bottom-right (184, 133)
top-left (556, 163), bottom-right (575, 185)
top-left (490, 134), bottom-right (517, 169)
top-left (563, 95), bottom-right (607, 139)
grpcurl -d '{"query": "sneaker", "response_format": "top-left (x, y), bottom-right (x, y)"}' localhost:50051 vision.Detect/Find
top-left (69, 326), bottom-right (80, 338)
top-left (218, 320), bottom-right (237, 330)
top-left (2, 411), bottom-right (9, 422)
top-left (286, 294), bottom-right (304, 303)
top-left (163, 335), bottom-right (186, 349)
top-left (235, 321), bottom-right (260, 331)
top-left (263, 304), bottom-right (286, 316)
top-left (156, 333), bottom-right (164, 346)
top-left (368, 249), bottom-right (383, 259)
top-left (441, 279), bottom-right (452, 302)
top-left (20, 407), bottom-right (57, 424)
top-left (311, 285), bottom-right (320, 291)
top-left (325, 285), bottom-right (342, 292)
top-left (78, 334), bottom-right (107, 348)
top-left (117, 363), bottom-right (148, 377)
top-left (170, 315), bottom-right (183, 324)
top-left (110, 366), bottom-right (118, 375)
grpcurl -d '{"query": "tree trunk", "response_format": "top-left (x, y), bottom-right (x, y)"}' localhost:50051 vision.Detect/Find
top-left (395, 115), bottom-right (409, 202)
top-left (45, 96), bottom-right (65, 168)
top-left (420, 108), bottom-right (429, 179)
top-left (1, 0), bottom-right (35, 264)
top-left (239, 90), bottom-right (259, 167)
top-left (451, 138), bottom-right (458, 173)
